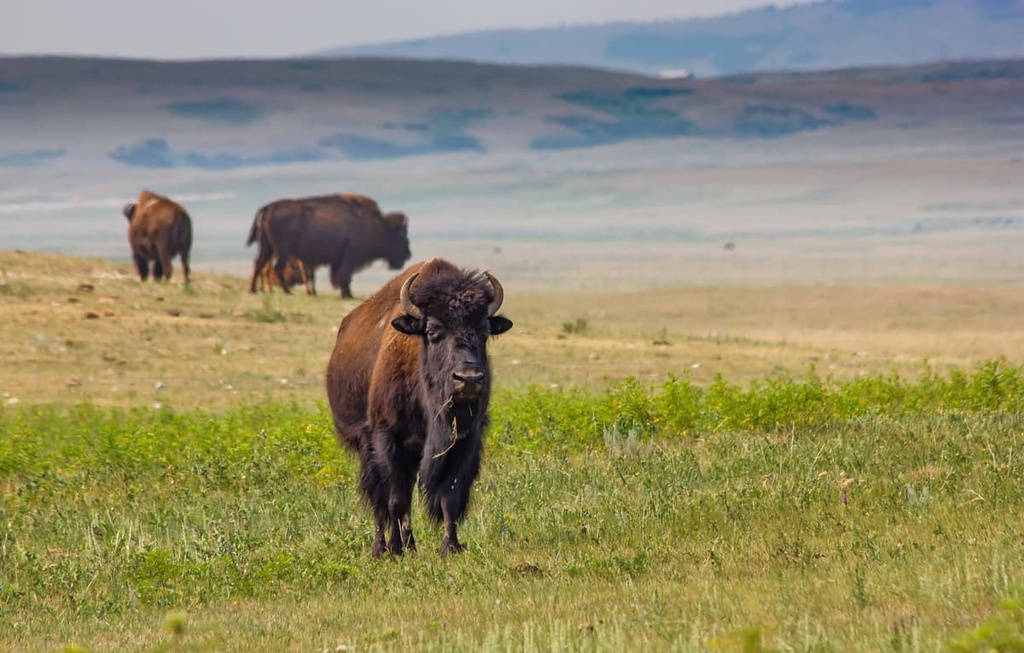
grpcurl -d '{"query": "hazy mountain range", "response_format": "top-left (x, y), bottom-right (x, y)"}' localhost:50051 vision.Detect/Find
top-left (1, 55), bottom-right (1022, 170)
top-left (321, 0), bottom-right (1024, 77)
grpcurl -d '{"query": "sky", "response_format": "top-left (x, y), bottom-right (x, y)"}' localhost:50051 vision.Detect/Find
top-left (3, 0), bottom-right (817, 60)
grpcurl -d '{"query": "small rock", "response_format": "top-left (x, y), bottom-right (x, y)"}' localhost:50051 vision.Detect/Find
top-left (155, 381), bottom-right (167, 390)
top-left (84, 312), bottom-right (100, 319)
top-left (67, 297), bottom-right (82, 304)
top-left (77, 283), bottom-right (95, 293)
top-left (691, 362), bottom-right (701, 369)
top-left (67, 379), bottom-right (82, 387)
top-left (167, 308), bottom-right (182, 317)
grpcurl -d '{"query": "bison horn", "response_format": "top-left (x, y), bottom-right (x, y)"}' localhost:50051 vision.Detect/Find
top-left (400, 272), bottom-right (424, 319)
top-left (122, 202), bottom-right (137, 220)
top-left (484, 271), bottom-right (504, 316)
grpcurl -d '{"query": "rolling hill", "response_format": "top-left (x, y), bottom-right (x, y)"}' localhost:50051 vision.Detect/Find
top-left (320, 0), bottom-right (1024, 77)
top-left (1, 55), bottom-right (1023, 171)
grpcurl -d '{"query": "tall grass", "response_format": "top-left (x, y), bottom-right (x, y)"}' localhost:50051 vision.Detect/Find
top-left (495, 357), bottom-right (1024, 451)
top-left (1, 360), bottom-right (1023, 650)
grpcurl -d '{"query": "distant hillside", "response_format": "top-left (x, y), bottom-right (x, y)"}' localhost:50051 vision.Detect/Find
top-left (1, 56), bottom-right (1023, 170)
top-left (321, 0), bottom-right (1024, 77)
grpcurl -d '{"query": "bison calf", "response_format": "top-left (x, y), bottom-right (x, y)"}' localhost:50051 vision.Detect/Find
top-left (258, 257), bottom-right (310, 293)
top-left (123, 190), bottom-right (192, 284)
top-left (326, 258), bottom-right (513, 556)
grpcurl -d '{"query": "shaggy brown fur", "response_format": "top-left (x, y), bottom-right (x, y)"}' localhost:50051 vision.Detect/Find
top-left (246, 194), bottom-right (410, 298)
top-left (122, 190), bottom-right (192, 284)
top-left (326, 258), bottom-right (512, 556)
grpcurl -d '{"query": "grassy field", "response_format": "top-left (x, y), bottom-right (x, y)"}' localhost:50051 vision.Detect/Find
top-left (2, 251), bottom-right (1024, 651)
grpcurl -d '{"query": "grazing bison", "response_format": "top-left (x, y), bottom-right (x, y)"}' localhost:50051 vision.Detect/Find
top-left (122, 190), bottom-right (192, 284)
top-left (258, 257), bottom-right (310, 293)
top-left (246, 194), bottom-right (410, 298)
top-left (326, 258), bottom-right (513, 556)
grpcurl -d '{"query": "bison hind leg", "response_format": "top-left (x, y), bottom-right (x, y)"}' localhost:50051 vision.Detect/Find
top-left (358, 448), bottom-right (392, 557)
top-left (152, 259), bottom-right (165, 280)
top-left (134, 254), bottom-right (150, 281)
top-left (180, 252), bottom-right (190, 285)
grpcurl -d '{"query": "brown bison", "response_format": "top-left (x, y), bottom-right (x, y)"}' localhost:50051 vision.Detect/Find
top-left (258, 257), bottom-right (310, 293)
top-left (246, 194), bottom-right (410, 298)
top-left (326, 258), bottom-right (513, 556)
top-left (122, 190), bottom-right (192, 284)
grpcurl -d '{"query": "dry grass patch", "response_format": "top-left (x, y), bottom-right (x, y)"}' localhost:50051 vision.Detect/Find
top-left (3, 250), bottom-right (1024, 408)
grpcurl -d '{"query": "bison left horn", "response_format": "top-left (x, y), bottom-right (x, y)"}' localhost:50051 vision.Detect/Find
top-left (400, 273), bottom-right (424, 319)
top-left (122, 202), bottom-right (137, 220)
top-left (484, 271), bottom-right (503, 316)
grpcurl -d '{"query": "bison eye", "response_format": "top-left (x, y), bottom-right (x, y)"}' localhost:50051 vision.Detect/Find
top-left (426, 325), bottom-right (446, 343)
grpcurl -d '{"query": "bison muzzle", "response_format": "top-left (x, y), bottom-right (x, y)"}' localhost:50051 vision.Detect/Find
top-left (326, 258), bottom-right (513, 556)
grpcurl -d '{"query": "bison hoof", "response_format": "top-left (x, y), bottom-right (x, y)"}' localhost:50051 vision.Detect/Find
top-left (440, 538), bottom-right (464, 555)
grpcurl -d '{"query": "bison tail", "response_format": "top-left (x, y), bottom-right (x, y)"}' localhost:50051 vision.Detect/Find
top-left (172, 211), bottom-right (193, 253)
top-left (246, 207), bottom-right (264, 247)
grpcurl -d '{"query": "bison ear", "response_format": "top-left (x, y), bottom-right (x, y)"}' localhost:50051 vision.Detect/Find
top-left (488, 316), bottom-right (513, 335)
top-left (391, 315), bottom-right (425, 336)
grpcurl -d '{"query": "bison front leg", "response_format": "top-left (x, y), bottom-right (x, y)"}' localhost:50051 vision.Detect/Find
top-left (422, 436), bottom-right (481, 555)
top-left (440, 495), bottom-right (464, 554)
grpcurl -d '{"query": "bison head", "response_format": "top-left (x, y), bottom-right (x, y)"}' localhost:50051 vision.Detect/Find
top-left (392, 268), bottom-right (512, 415)
top-left (122, 202), bottom-right (138, 222)
top-left (382, 212), bottom-right (412, 270)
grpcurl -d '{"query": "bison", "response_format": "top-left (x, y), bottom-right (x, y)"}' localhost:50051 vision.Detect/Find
top-left (326, 258), bottom-right (513, 556)
top-left (258, 257), bottom-right (310, 293)
top-left (246, 194), bottom-right (410, 298)
top-left (122, 190), bottom-right (192, 284)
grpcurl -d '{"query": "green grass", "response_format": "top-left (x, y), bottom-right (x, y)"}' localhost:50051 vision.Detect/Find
top-left (2, 361), bottom-right (1024, 650)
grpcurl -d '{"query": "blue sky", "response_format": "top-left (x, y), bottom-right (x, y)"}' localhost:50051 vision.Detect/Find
top-left (3, 0), bottom-right (816, 59)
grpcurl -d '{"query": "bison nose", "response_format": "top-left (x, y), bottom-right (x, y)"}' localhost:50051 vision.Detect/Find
top-left (452, 368), bottom-right (485, 397)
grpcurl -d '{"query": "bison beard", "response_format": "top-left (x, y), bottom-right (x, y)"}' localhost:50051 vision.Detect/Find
top-left (326, 258), bottom-right (512, 556)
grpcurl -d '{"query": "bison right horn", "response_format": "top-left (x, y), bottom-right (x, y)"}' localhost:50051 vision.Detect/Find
top-left (400, 273), bottom-right (424, 319)
top-left (484, 271), bottom-right (504, 316)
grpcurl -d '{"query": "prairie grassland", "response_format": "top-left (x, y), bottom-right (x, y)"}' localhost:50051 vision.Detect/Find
top-left (2, 250), bottom-right (1024, 651)
top-left (2, 376), bottom-right (1023, 651)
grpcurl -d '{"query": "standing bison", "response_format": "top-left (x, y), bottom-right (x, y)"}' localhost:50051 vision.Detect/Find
top-left (246, 194), bottom-right (410, 298)
top-left (326, 258), bottom-right (513, 556)
top-left (123, 190), bottom-right (192, 284)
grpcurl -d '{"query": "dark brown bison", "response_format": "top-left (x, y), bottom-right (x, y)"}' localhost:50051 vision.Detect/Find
top-left (122, 190), bottom-right (192, 284)
top-left (258, 257), bottom-right (310, 293)
top-left (326, 258), bottom-right (513, 556)
top-left (246, 194), bottom-right (410, 298)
